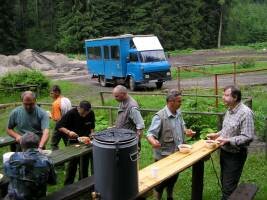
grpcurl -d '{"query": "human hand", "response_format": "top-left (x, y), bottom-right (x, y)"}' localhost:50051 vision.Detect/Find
top-left (46, 111), bottom-right (52, 118)
top-left (207, 133), bottom-right (220, 140)
top-left (68, 131), bottom-right (78, 138)
top-left (137, 130), bottom-right (143, 138)
top-left (15, 135), bottom-right (22, 143)
top-left (185, 129), bottom-right (196, 137)
top-left (147, 136), bottom-right (161, 149)
top-left (216, 136), bottom-right (230, 146)
top-left (152, 139), bottom-right (161, 149)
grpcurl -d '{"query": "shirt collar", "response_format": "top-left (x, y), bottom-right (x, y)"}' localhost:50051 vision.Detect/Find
top-left (165, 106), bottom-right (180, 118)
top-left (228, 102), bottom-right (242, 114)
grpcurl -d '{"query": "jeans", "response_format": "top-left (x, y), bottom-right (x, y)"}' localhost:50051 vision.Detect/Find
top-left (220, 148), bottom-right (247, 200)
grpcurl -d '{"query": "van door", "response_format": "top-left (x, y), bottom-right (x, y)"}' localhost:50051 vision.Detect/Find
top-left (127, 52), bottom-right (142, 82)
top-left (104, 45), bottom-right (122, 79)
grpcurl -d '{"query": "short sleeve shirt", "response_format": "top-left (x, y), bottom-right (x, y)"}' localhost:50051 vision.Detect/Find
top-left (51, 96), bottom-right (62, 121)
top-left (55, 108), bottom-right (95, 143)
top-left (7, 106), bottom-right (49, 136)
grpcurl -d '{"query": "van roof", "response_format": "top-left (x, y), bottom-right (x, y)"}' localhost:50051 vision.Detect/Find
top-left (85, 34), bottom-right (155, 42)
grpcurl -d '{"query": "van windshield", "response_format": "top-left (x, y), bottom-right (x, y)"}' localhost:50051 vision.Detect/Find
top-left (140, 50), bottom-right (166, 63)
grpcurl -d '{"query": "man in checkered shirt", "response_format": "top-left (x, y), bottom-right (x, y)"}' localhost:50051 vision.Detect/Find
top-left (208, 85), bottom-right (255, 200)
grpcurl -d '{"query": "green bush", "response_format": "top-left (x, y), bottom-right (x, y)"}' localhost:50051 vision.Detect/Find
top-left (238, 58), bottom-right (256, 69)
top-left (0, 70), bottom-right (50, 90)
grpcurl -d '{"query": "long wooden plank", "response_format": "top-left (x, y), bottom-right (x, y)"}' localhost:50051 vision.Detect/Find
top-left (0, 136), bottom-right (15, 148)
top-left (49, 145), bottom-right (92, 166)
top-left (46, 176), bottom-right (95, 200)
top-left (138, 140), bottom-right (219, 195)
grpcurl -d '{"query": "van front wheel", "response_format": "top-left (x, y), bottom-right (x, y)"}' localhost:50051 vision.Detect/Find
top-left (128, 76), bottom-right (136, 91)
top-left (99, 76), bottom-right (107, 87)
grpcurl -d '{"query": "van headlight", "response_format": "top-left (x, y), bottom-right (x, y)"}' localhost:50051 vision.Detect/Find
top-left (145, 74), bottom-right (150, 78)
top-left (166, 72), bottom-right (171, 76)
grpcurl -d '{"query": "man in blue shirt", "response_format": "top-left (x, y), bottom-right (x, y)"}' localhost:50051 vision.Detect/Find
top-left (4, 132), bottom-right (56, 200)
top-left (146, 90), bottom-right (195, 200)
top-left (7, 91), bottom-right (49, 151)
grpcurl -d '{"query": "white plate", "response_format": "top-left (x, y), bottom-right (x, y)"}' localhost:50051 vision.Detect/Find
top-left (41, 150), bottom-right (52, 156)
top-left (178, 144), bottom-right (192, 153)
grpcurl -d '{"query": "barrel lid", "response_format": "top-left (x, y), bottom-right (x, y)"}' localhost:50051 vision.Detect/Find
top-left (93, 128), bottom-right (136, 144)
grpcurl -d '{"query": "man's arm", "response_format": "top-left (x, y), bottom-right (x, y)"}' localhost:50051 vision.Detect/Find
top-left (130, 107), bottom-right (145, 137)
top-left (39, 128), bottom-right (49, 149)
top-left (56, 112), bottom-right (78, 138)
top-left (7, 111), bottom-right (21, 142)
top-left (7, 128), bottom-right (22, 142)
top-left (146, 115), bottom-right (161, 148)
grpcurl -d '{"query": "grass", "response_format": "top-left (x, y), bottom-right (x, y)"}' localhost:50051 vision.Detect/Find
top-left (168, 42), bottom-right (267, 57)
top-left (0, 80), bottom-right (266, 199)
top-left (171, 61), bottom-right (267, 79)
top-left (66, 53), bottom-right (87, 61)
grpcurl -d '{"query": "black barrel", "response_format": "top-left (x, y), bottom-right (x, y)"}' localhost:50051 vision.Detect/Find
top-left (93, 128), bottom-right (139, 200)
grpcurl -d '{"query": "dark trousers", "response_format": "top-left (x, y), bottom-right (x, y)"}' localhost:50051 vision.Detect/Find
top-left (50, 130), bottom-right (68, 150)
top-left (154, 174), bottom-right (179, 194)
top-left (154, 159), bottom-right (179, 197)
top-left (64, 152), bottom-right (93, 185)
top-left (220, 148), bottom-right (247, 200)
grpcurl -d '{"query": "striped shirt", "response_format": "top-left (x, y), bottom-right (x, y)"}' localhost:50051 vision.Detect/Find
top-left (219, 102), bottom-right (255, 153)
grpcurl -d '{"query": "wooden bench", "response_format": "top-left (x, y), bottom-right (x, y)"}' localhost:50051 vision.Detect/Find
top-left (46, 176), bottom-right (94, 200)
top-left (229, 183), bottom-right (258, 200)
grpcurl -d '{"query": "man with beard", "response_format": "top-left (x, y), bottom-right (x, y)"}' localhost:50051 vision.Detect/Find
top-left (7, 91), bottom-right (49, 151)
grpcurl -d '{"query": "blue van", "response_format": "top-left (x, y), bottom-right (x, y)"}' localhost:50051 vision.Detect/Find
top-left (85, 34), bottom-right (171, 90)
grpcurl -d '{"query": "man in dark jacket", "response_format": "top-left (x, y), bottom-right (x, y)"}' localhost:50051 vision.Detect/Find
top-left (56, 100), bottom-right (95, 185)
top-left (4, 132), bottom-right (56, 200)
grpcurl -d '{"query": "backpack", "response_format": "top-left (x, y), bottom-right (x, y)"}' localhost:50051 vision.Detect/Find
top-left (60, 97), bottom-right (72, 116)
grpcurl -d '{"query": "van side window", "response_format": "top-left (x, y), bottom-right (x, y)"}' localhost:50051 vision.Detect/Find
top-left (88, 47), bottom-right (101, 60)
top-left (111, 46), bottom-right (120, 60)
top-left (129, 53), bottom-right (138, 62)
top-left (104, 46), bottom-right (109, 60)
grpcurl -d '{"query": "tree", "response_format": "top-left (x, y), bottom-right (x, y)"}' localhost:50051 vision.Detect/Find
top-left (0, 0), bottom-right (18, 54)
top-left (198, 0), bottom-right (220, 48)
top-left (56, 0), bottom-right (99, 52)
top-left (217, 0), bottom-right (225, 48)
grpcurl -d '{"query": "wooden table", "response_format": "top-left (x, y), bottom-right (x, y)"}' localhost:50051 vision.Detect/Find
top-left (49, 144), bottom-right (92, 166)
top-left (0, 136), bottom-right (15, 148)
top-left (49, 144), bottom-right (93, 179)
top-left (137, 140), bottom-right (220, 200)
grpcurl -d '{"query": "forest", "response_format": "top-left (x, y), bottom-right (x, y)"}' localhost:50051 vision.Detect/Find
top-left (1, 0), bottom-right (267, 54)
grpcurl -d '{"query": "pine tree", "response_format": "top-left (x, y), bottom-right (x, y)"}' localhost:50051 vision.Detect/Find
top-left (0, 0), bottom-right (18, 54)
top-left (56, 0), bottom-right (99, 52)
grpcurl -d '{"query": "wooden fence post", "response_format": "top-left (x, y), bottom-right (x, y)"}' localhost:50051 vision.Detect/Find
top-left (233, 61), bottom-right (237, 86)
top-left (100, 92), bottom-right (105, 106)
top-left (214, 74), bottom-right (218, 108)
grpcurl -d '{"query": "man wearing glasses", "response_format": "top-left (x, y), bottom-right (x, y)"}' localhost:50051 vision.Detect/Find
top-left (55, 100), bottom-right (95, 185)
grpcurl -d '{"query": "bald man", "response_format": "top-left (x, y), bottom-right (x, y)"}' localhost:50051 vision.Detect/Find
top-left (113, 85), bottom-right (145, 150)
top-left (7, 91), bottom-right (50, 151)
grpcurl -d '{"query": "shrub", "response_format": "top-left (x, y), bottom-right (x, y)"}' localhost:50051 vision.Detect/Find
top-left (0, 70), bottom-right (50, 91)
top-left (238, 58), bottom-right (255, 69)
